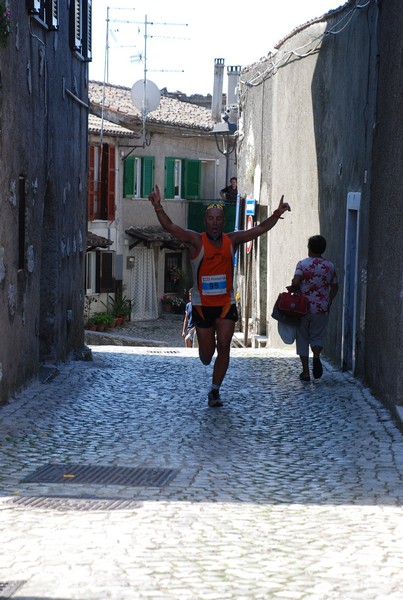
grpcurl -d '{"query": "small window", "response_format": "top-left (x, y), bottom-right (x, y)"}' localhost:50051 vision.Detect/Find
top-left (123, 156), bottom-right (154, 198)
top-left (88, 144), bottom-right (116, 221)
top-left (165, 157), bottom-right (201, 200)
top-left (164, 253), bottom-right (182, 293)
top-left (27, 0), bottom-right (60, 30)
top-left (70, 0), bottom-right (92, 60)
top-left (85, 250), bottom-right (114, 294)
top-left (174, 159), bottom-right (182, 199)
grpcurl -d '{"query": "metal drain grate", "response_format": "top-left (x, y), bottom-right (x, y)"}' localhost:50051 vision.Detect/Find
top-left (147, 349), bottom-right (180, 354)
top-left (11, 496), bottom-right (142, 511)
top-left (0, 581), bottom-right (26, 598)
top-left (21, 464), bottom-right (178, 487)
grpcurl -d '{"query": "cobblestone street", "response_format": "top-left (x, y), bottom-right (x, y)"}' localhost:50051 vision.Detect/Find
top-left (0, 326), bottom-right (402, 599)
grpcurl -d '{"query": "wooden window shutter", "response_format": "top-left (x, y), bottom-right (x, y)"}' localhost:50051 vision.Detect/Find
top-left (164, 157), bottom-right (175, 199)
top-left (88, 145), bottom-right (95, 221)
top-left (48, 0), bottom-right (59, 30)
top-left (107, 146), bottom-right (116, 220)
top-left (27, 0), bottom-right (41, 15)
top-left (84, 0), bottom-right (92, 60)
top-left (141, 157), bottom-right (155, 197)
top-left (123, 156), bottom-right (135, 197)
top-left (99, 251), bottom-right (114, 293)
top-left (182, 159), bottom-right (201, 200)
top-left (70, 0), bottom-right (82, 53)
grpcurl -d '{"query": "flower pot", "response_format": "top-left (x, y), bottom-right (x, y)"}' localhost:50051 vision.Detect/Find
top-left (162, 303), bottom-right (173, 313)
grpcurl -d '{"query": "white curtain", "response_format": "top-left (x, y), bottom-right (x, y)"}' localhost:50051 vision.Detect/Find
top-left (130, 247), bottom-right (158, 321)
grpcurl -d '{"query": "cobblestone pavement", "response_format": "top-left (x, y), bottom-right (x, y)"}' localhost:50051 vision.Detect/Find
top-left (0, 327), bottom-right (402, 599)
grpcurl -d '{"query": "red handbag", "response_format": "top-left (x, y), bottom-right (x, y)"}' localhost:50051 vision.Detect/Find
top-left (277, 291), bottom-right (309, 316)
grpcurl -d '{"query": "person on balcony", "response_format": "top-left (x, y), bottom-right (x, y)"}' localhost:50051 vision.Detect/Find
top-left (220, 177), bottom-right (238, 203)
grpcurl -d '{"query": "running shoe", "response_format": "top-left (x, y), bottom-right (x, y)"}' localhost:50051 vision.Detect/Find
top-left (208, 389), bottom-right (223, 407)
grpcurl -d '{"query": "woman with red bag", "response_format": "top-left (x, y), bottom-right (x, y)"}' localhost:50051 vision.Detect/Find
top-left (291, 235), bottom-right (339, 382)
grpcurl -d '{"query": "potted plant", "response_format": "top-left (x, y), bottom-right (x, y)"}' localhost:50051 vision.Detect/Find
top-left (90, 311), bottom-right (114, 331)
top-left (171, 295), bottom-right (186, 314)
top-left (161, 294), bottom-right (174, 312)
top-left (101, 289), bottom-right (131, 325)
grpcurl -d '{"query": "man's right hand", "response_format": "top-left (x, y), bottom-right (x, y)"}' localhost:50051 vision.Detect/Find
top-left (149, 185), bottom-right (162, 209)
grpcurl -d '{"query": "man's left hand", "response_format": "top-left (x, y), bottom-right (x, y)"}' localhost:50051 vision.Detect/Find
top-left (278, 194), bottom-right (291, 215)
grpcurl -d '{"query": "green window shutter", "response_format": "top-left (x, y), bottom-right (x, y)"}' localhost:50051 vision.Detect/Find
top-left (182, 159), bottom-right (201, 200)
top-left (164, 157), bottom-right (176, 199)
top-left (141, 157), bottom-right (155, 196)
top-left (123, 156), bottom-right (135, 197)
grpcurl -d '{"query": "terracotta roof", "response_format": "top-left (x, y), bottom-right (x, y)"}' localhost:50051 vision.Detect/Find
top-left (88, 114), bottom-right (135, 137)
top-left (125, 226), bottom-right (188, 250)
top-left (89, 81), bottom-right (215, 132)
top-left (87, 231), bottom-right (114, 249)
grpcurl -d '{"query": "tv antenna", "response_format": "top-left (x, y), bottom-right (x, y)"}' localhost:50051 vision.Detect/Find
top-left (101, 9), bottom-right (188, 147)
top-left (129, 14), bottom-right (188, 146)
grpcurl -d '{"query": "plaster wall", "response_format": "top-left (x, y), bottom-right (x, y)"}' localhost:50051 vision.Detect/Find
top-left (237, 1), bottom-right (379, 372)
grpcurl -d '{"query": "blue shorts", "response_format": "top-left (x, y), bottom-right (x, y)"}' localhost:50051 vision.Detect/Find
top-left (192, 304), bottom-right (238, 329)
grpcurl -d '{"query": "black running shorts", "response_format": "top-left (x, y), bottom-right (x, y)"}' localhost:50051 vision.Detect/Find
top-left (192, 304), bottom-right (238, 329)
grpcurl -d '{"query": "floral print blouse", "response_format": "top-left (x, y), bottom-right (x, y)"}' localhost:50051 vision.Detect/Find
top-left (294, 257), bottom-right (338, 314)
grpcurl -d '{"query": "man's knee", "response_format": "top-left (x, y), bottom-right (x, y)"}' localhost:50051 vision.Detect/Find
top-left (199, 351), bottom-right (213, 365)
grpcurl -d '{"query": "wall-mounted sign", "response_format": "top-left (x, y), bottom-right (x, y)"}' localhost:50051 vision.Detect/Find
top-left (246, 199), bottom-right (256, 216)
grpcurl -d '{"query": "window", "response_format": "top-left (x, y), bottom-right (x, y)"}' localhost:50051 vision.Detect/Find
top-left (85, 250), bottom-right (114, 294)
top-left (165, 158), bottom-right (201, 200)
top-left (88, 144), bottom-right (116, 221)
top-left (27, 0), bottom-right (60, 30)
top-left (70, 0), bottom-right (92, 61)
top-left (123, 156), bottom-right (154, 198)
top-left (164, 253), bottom-right (182, 293)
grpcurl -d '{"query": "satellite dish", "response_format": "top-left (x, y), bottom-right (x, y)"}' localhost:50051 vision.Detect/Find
top-left (131, 79), bottom-right (161, 114)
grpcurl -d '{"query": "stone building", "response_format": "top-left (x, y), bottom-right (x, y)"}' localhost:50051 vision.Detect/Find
top-left (0, 2), bottom-right (91, 403)
top-left (87, 79), bottom-right (237, 322)
top-left (236, 0), bottom-right (402, 423)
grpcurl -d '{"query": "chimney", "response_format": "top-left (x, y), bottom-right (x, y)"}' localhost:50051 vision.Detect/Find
top-left (211, 58), bottom-right (225, 123)
top-left (227, 65), bottom-right (241, 106)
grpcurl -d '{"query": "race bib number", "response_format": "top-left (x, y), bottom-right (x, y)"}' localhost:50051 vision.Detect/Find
top-left (201, 274), bottom-right (227, 295)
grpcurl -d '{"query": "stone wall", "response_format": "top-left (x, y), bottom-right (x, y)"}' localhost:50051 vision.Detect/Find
top-left (236, 0), bottom-right (402, 416)
top-left (0, 4), bottom-right (88, 402)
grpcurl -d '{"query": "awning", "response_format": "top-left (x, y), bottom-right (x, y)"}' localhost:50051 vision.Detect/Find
top-left (125, 226), bottom-right (188, 250)
top-left (87, 231), bottom-right (114, 250)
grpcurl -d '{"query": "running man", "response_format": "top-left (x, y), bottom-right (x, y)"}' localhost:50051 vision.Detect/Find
top-left (149, 185), bottom-right (291, 407)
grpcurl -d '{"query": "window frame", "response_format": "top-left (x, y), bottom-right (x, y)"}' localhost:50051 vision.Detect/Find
top-left (123, 155), bottom-right (155, 198)
top-left (88, 144), bottom-right (116, 221)
top-left (70, 0), bottom-right (92, 61)
top-left (85, 250), bottom-right (115, 294)
top-left (165, 157), bottom-right (201, 200)
top-left (27, 0), bottom-right (60, 30)
top-left (164, 252), bottom-right (182, 293)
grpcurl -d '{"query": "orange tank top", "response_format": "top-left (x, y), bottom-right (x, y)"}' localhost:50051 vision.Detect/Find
top-left (190, 233), bottom-right (235, 306)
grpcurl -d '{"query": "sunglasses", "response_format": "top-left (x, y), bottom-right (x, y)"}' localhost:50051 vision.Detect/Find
top-left (206, 203), bottom-right (224, 211)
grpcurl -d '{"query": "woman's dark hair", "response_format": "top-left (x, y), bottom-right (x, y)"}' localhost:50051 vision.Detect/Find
top-left (308, 235), bottom-right (326, 255)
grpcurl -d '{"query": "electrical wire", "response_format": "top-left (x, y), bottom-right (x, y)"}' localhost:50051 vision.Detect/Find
top-left (239, 0), bottom-right (374, 93)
